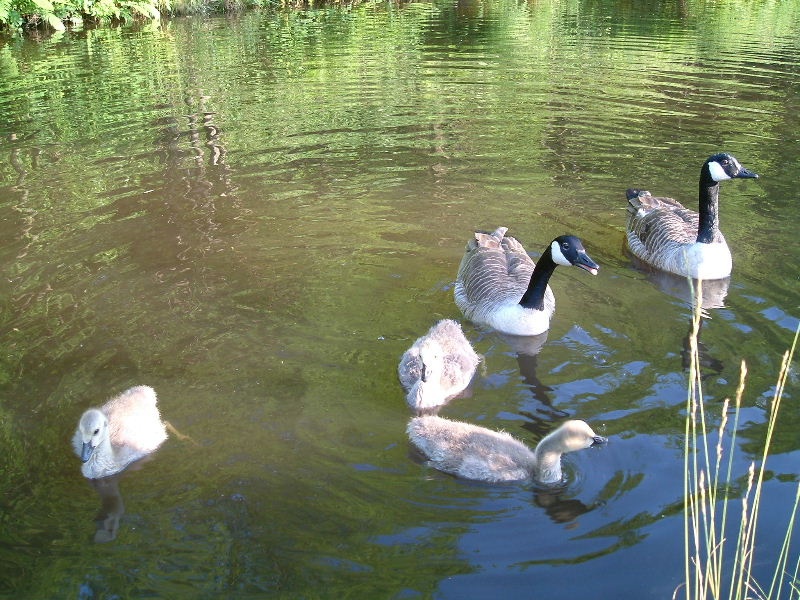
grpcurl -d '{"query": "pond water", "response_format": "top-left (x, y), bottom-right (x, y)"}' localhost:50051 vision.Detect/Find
top-left (1, 0), bottom-right (799, 597)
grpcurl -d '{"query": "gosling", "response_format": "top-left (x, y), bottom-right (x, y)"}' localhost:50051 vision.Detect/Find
top-left (398, 319), bottom-right (481, 413)
top-left (72, 385), bottom-right (168, 479)
top-left (407, 416), bottom-right (606, 484)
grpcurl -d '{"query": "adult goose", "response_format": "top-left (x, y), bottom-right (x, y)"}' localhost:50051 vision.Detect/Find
top-left (626, 152), bottom-right (758, 280)
top-left (407, 416), bottom-right (606, 484)
top-left (398, 319), bottom-right (481, 414)
top-left (454, 228), bottom-right (599, 336)
top-left (72, 385), bottom-right (168, 479)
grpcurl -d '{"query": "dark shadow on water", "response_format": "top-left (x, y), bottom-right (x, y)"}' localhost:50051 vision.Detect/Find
top-left (681, 319), bottom-right (725, 379)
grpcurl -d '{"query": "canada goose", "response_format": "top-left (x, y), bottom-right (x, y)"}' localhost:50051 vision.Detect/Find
top-left (72, 385), bottom-right (168, 479)
top-left (454, 227), bottom-right (599, 336)
top-left (398, 319), bottom-right (481, 413)
top-left (626, 152), bottom-right (758, 279)
top-left (407, 416), bottom-right (606, 484)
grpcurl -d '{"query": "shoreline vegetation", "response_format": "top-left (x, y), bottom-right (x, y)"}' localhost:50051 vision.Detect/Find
top-left (682, 285), bottom-right (800, 600)
top-left (0, 0), bottom-right (359, 32)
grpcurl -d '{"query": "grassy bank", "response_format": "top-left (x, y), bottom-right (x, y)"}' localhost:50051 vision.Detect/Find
top-left (682, 289), bottom-right (800, 600)
top-left (0, 0), bottom-right (359, 31)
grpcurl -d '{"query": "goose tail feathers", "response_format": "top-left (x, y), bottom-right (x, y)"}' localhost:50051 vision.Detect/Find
top-left (469, 227), bottom-right (508, 250)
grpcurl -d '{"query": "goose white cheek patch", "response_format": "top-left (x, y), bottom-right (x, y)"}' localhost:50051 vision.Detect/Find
top-left (551, 241), bottom-right (572, 266)
top-left (708, 161), bottom-right (731, 182)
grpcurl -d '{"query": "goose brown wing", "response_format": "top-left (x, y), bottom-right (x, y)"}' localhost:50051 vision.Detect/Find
top-left (627, 191), bottom-right (699, 248)
top-left (457, 230), bottom-right (534, 306)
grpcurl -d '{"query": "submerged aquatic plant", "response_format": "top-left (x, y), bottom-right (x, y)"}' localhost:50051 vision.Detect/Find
top-left (680, 286), bottom-right (800, 600)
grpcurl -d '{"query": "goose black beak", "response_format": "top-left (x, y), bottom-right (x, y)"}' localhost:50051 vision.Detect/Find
top-left (81, 441), bottom-right (95, 462)
top-left (420, 361), bottom-right (430, 383)
top-left (735, 167), bottom-right (758, 179)
top-left (575, 253), bottom-right (600, 276)
top-left (591, 436), bottom-right (607, 447)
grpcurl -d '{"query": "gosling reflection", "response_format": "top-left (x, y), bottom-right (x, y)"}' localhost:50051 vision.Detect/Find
top-left (89, 474), bottom-right (124, 543)
top-left (84, 452), bottom-right (163, 543)
top-left (533, 485), bottom-right (599, 524)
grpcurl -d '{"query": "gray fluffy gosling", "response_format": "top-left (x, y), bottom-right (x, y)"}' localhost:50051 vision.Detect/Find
top-left (398, 319), bottom-right (481, 413)
top-left (407, 415), bottom-right (606, 484)
top-left (626, 152), bottom-right (758, 280)
top-left (72, 385), bottom-right (168, 479)
top-left (454, 227), bottom-right (599, 336)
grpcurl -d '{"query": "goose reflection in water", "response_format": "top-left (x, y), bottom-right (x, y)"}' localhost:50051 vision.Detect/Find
top-left (630, 255), bottom-right (728, 378)
top-left (495, 331), bottom-right (568, 421)
top-left (533, 482), bottom-right (604, 525)
top-left (632, 257), bottom-right (731, 314)
top-left (498, 332), bottom-right (606, 523)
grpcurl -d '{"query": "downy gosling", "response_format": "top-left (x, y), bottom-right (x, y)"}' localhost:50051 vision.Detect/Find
top-left (72, 385), bottom-right (168, 479)
top-left (398, 319), bottom-right (481, 413)
top-left (407, 415), bottom-right (606, 484)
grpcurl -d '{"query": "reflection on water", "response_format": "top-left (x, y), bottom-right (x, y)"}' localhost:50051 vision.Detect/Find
top-left (89, 474), bottom-right (124, 544)
top-left (1, 0), bottom-right (799, 597)
top-left (681, 319), bottom-right (726, 378)
top-left (627, 258), bottom-right (731, 377)
top-left (533, 485), bottom-right (601, 525)
top-left (629, 253), bottom-right (731, 313)
top-left (494, 331), bottom-right (569, 420)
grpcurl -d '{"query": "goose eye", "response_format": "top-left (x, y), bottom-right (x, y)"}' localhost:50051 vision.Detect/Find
top-left (93, 428), bottom-right (100, 435)
top-left (561, 242), bottom-right (569, 250)
top-left (720, 159), bottom-right (729, 166)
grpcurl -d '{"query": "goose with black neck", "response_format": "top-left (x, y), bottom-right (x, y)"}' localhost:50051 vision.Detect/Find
top-left (454, 227), bottom-right (599, 336)
top-left (626, 152), bottom-right (758, 280)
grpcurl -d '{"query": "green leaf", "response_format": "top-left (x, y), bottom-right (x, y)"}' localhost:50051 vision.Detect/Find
top-left (46, 12), bottom-right (65, 29)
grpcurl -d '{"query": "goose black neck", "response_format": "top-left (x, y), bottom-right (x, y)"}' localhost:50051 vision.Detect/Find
top-left (697, 169), bottom-right (720, 244)
top-left (519, 246), bottom-right (557, 310)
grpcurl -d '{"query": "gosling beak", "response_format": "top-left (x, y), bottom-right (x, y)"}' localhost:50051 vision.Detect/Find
top-left (575, 252), bottom-right (600, 276)
top-left (590, 435), bottom-right (607, 447)
top-left (81, 441), bottom-right (95, 462)
top-left (735, 166), bottom-right (758, 179)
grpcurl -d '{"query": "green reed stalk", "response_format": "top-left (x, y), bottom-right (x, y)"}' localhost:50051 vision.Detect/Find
top-left (682, 280), bottom-right (799, 600)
